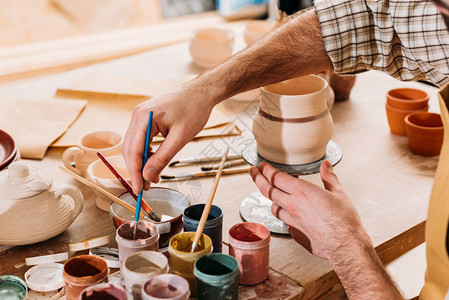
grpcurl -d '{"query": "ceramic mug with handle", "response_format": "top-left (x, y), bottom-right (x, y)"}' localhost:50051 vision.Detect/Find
top-left (62, 130), bottom-right (123, 176)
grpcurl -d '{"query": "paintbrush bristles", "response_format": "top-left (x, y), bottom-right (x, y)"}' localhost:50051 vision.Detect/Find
top-left (191, 148), bottom-right (229, 253)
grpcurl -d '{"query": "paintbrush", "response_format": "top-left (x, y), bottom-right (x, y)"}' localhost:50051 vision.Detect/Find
top-left (97, 152), bottom-right (161, 222)
top-left (58, 165), bottom-right (145, 218)
top-left (191, 148), bottom-right (229, 253)
top-left (160, 167), bottom-right (250, 181)
top-left (134, 110), bottom-right (153, 240)
top-left (168, 155), bottom-right (242, 167)
top-left (201, 159), bottom-right (246, 171)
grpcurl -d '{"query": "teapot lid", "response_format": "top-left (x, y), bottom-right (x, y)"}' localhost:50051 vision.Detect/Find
top-left (0, 161), bottom-right (53, 200)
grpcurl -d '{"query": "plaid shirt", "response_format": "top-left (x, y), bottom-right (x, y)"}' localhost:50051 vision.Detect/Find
top-left (314, 0), bottom-right (449, 87)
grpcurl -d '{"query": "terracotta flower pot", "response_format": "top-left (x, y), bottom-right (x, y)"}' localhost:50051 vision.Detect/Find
top-left (385, 102), bottom-right (429, 136)
top-left (405, 112), bottom-right (444, 156)
top-left (387, 88), bottom-right (429, 110)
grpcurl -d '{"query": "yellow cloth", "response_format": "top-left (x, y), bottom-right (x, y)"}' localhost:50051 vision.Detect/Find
top-left (420, 83), bottom-right (449, 299)
top-left (0, 99), bottom-right (86, 159)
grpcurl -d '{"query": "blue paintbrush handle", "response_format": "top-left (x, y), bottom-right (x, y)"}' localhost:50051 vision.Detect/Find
top-left (134, 111), bottom-right (153, 223)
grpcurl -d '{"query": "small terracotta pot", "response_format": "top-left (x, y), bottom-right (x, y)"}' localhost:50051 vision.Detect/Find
top-left (387, 88), bottom-right (429, 110)
top-left (63, 255), bottom-right (109, 300)
top-left (405, 112), bottom-right (444, 156)
top-left (385, 102), bottom-right (429, 136)
top-left (329, 73), bottom-right (356, 102)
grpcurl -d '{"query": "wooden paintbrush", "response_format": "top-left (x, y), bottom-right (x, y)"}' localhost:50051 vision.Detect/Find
top-left (168, 155), bottom-right (242, 167)
top-left (58, 165), bottom-right (145, 218)
top-left (191, 148), bottom-right (229, 252)
top-left (201, 159), bottom-right (246, 171)
top-left (134, 110), bottom-right (153, 239)
top-left (96, 152), bottom-right (161, 222)
top-left (160, 167), bottom-right (250, 181)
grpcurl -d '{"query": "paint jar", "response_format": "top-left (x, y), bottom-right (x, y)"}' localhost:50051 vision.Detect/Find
top-left (228, 222), bottom-right (270, 285)
top-left (141, 274), bottom-right (190, 300)
top-left (116, 221), bottom-right (159, 273)
top-left (183, 204), bottom-right (223, 253)
top-left (79, 283), bottom-right (126, 300)
top-left (63, 255), bottom-right (109, 300)
top-left (194, 253), bottom-right (239, 300)
top-left (122, 251), bottom-right (168, 300)
top-left (0, 275), bottom-right (27, 300)
top-left (168, 232), bottom-right (212, 296)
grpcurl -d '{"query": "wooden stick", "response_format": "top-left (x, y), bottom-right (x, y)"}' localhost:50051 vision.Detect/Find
top-left (58, 165), bottom-right (145, 218)
top-left (191, 148), bottom-right (229, 252)
top-left (161, 167), bottom-right (250, 181)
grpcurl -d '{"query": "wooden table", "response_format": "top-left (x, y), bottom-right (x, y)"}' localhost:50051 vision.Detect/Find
top-left (0, 31), bottom-right (441, 299)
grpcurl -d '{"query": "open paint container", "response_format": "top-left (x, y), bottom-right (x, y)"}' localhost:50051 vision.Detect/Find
top-left (111, 187), bottom-right (189, 247)
top-left (0, 275), bottom-right (27, 300)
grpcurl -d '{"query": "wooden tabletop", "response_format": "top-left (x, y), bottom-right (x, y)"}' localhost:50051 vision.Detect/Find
top-left (0, 32), bottom-right (441, 299)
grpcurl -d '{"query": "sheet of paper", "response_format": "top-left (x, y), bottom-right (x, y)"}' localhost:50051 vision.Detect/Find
top-left (52, 90), bottom-right (234, 147)
top-left (0, 99), bottom-right (86, 159)
top-left (59, 73), bottom-right (197, 97)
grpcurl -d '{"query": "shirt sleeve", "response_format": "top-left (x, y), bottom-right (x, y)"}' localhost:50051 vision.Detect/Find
top-left (314, 0), bottom-right (449, 87)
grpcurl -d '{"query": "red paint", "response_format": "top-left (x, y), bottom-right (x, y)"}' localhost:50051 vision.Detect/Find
top-left (234, 227), bottom-right (261, 242)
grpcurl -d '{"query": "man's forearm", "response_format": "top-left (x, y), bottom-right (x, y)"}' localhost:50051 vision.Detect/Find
top-left (331, 234), bottom-right (403, 299)
top-left (189, 8), bottom-right (333, 104)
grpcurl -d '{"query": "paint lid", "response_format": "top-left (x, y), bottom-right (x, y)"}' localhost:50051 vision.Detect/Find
top-left (0, 275), bottom-right (28, 300)
top-left (24, 263), bottom-right (64, 292)
top-left (26, 287), bottom-right (65, 299)
top-left (89, 247), bottom-right (120, 269)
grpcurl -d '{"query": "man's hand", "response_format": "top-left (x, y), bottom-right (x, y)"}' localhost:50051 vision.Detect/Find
top-left (249, 161), bottom-right (403, 299)
top-left (249, 160), bottom-right (366, 260)
top-left (122, 86), bottom-right (213, 194)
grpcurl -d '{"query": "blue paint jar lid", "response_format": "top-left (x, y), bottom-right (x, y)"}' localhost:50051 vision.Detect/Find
top-left (0, 275), bottom-right (28, 300)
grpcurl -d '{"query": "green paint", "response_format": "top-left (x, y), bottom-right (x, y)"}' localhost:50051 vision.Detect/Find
top-left (194, 254), bottom-right (239, 300)
top-left (0, 276), bottom-right (27, 300)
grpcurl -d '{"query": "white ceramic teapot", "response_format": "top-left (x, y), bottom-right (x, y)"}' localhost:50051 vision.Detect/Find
top-left (0, 161), bottom-right (84, 245)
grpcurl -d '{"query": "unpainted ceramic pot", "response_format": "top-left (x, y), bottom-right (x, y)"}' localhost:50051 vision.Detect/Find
top-left (189, 28), bottom-right (234, 68)
top-left (387, 88), bottom-right (429, 110)
top-left (252, 75), bottom-right (333, 165)
top-left (385, 102), bottom-right (429, 136)
top-left (87, 155), bottom-right (130, 211)
top-left (244, 20), bottom-right (275, 45)
top-left (405, 112), bottom-right (444, 156)
top-left (0, 161), bottom-right (84, 245)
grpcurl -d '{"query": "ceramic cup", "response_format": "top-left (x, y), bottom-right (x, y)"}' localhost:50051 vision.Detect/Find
top-left (387, 88), bottom-right (429, 110)
top-left (189, 28), bottom-right (234, 68)
top-left (123, 251), bottom-right (169, 300)
top-left (228, 222), bottom-right (270, 285)
top-left (63, 255), bottom-right (109, 300)
top-left (194, 254), bottom-right (239, 300)
top-left (79, 283), bottom-right (126, 300)
top-left (385, 102), bottom-right (429, 136)
top-left (87, 155), bottom-right (130, 211)
top-left (62, 130), bottom-right (122, 176)
top-left (244, 20), bottom-right (275, 45)
top-left (141, 274), bottom-right (190, 300)
top-left (116, 221), bottom-right (160, 275)
top-left (168, 232), bottom-right (212, 296)
top-left (405, 112), bottom-right (444, 156)
top-left (253, 75), bottom-right (333, 164)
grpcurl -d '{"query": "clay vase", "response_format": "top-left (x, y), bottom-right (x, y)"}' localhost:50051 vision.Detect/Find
top-left (329, 73), bottom-right (356, 102)
top-left (189, 28), bottom-right (234, 68)
top-left (252, 75), bottom-right (333, 165)
top-left (385, 102), bottom-right (429, 136)
top-left (405, 112), bottom-right (444, 156)
top-left (387, 88), bottom-right (429, 110)
top-left (0, 161), bottom-right (84, 245)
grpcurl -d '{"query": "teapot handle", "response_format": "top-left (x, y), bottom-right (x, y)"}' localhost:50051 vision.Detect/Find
top-left (62, 147), bottom-right (84, 175)
top-left (55, 185), bottom-right (84, 220)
